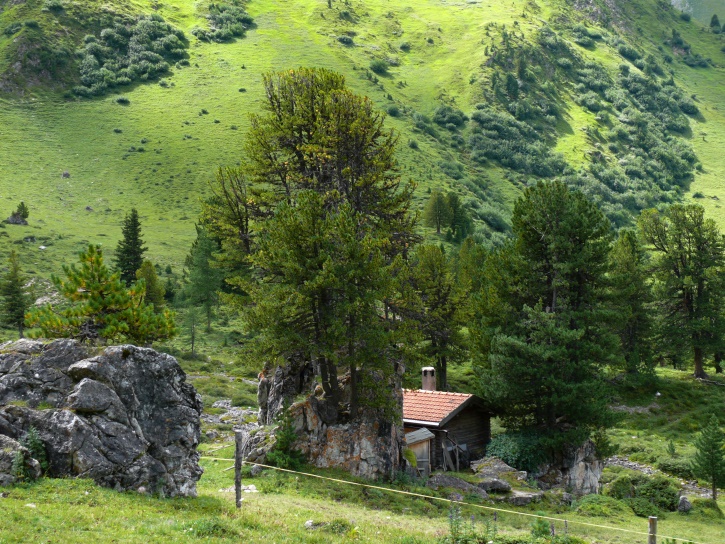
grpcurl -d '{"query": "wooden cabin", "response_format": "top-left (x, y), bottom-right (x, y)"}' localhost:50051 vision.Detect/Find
top-left (404, 427), bottom-right (435, 477)
top-left (403, 367), bottom-right (491, 471)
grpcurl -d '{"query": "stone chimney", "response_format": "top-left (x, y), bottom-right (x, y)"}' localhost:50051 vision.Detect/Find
top-left (421, 366), bottom-right (436, 391)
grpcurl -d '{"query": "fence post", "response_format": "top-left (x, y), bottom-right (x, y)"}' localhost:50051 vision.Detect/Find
top-left (235, 432), bottom-right (242, 509)
top-left (648, 516), bottom-right (657, 544)
top-left (549, 522), bottom-right (555, 536)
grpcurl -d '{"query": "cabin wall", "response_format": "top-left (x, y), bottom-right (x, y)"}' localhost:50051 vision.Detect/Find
top-left (444, 406), bottom-right (491, 464)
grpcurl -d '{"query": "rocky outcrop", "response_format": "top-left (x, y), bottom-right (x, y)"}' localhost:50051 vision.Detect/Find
top-left (534, 440), bottom-right (602, 495)
top-left (0, 339), bottom-right (203, 496)
top-left (426, 474), bottom-right (488, 499)
top-left (4, 213), bottom-right (27, 225)
top-left (288, 396), bottom-right (403, 480)
top-left (242, 360), bottom-right (405, 480)
top-left (0, 434), bottom-right (41, 486)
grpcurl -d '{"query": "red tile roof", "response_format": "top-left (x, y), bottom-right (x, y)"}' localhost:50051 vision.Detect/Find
top-left (402, 389), bottom-right (473, 426)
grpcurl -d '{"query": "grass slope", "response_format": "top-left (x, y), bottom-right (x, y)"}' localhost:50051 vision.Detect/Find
top-left (1, 0), bottom-right (725, 279)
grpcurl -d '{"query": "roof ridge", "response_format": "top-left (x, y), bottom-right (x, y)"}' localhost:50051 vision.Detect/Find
top-left (402, 389), bottom-right (472, 397)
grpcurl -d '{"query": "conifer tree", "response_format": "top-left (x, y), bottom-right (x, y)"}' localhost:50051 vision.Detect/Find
top-left (136, 260), bottom-right (166, 311)
top-left (184, 226), bottom-right (223, 332)
top-left (638, 204), bottom-right (725, 378)
top-left (0, 251), bottom-right (30, 338)
top-left (692, 415), bottom-right (725, 500)
top-left (114, 208), bottom-right (147, 286)
top-left (711, 14), bottom-right (721, 32)
top-left (27, 245), bottom-right (174, 345)
top-left (15, 202), bottom-right (29, 220)
top-left (472, 181), bottom-right (616, 450)
top-left (423, 190), bottom-right (452, 234)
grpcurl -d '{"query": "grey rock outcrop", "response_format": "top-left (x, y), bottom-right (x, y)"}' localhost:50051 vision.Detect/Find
top-left (0, 434), bottom-right (41, 486)
top-left (0, 339), bottom-right (203, 496)
top-left (535, 440), bottom-right (602, 495)
top-left (5, 213), bottom-right (27, 226)
top-left (477, 477), bottom-right (512, 493)
top-left (426, 474), bottom-right (488, 499)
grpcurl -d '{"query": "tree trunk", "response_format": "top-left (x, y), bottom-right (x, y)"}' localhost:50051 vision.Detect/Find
top-left (715, 352), bottom-right (723, 374)
top-left (17, 324), bottom-right (24, 339)
top-left (349, 362), bottom-right (358, 421)
top-left (713, 482), bottom-right (717, 501)
top-left (694, 346), bottom-right (706, 379)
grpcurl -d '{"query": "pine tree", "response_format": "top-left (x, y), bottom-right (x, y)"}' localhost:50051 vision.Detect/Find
top-left (136, 260), bottom-right (166, 311)
top-left (114, 208), bottom-right (147, 286)
top-left (15, 202), bottom-right (29, 220)
top-left (638, 205), bottom-right (725, 378)
top-left (711, 14), bottom-right (721, 32)
top-left (472, 181), bottom-right (616, 450)
top-left (184, 226), bottom-right (223, 332)
top-left (609, 230), bottom-right (654, 378)
top-left (423, 190), bottom-right (452, 234)
top-left (691, 415), bottom-right (725, 500)
top-left (26, 245), bottom-right (174, 345)
top-left (0, 251), bottom-right (30, 338)
top-left (445, 192), bottom-right (472, 242)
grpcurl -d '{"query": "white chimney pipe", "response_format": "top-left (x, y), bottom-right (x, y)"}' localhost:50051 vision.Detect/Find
top-left (422, 366), bottom-right (436, 391)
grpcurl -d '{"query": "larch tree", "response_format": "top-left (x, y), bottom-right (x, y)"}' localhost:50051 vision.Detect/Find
top-left (0, 251), bottom-right (30, 338)
top-left (184, 225), bottom-right (223, 332)
top-left (114, 208), bottom-right (147, 286)
top-left (609, 229), bottom-right (654, 378)
top-left (136, 260), bottom-right (166, 311)
top-left (423, 190), bottom-right (452, 235)
top-left (638, 204), bottom-right (725, 378)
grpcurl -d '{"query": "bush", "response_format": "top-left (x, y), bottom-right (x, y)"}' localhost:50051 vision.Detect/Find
top-left (680, 12), bottom-right (691, 22)
top-left (433, 105), bottom-right (468, 127)
top-left (386, 105), bottom-right (400, 117)
top-left (656, 456), bottom-right (695, 479)
top-left (636, 475), bottom-right (679, 511)
top-left (369, 59), bottom-right (388, 74)
top-left (575, 495), bottom-right (630, 517)
top-left (4, 22), bottom-right (22, 35)
top-left (400, 41), bottom-right (411, 52)
top-left (337, 35), bottom-right (353, 45)
top-left (626, 497), bottom-right (661, 518)
top-left (116, 97), bottom-right (130, 105)
top-left (266, 407), bottom-right (305, 471)
top-left (21, 427), bottom-right (48, 474)
top-left (485, 430), bottom-right (547, 473)
top-left (618, 44), bottom-right (642, 61)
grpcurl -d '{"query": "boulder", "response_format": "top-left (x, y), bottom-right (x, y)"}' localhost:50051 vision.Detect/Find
top-left (678, 495), bottom-right (692, 513)
top-left (426, 474), bottom-right (488, 499)
top-left (0, 340), bottom-right (203, 497)
top-left (5, 213), bottom-right (27, 226)
top-left (477, 477), bottom-right (512, 493)
top-left (472, 457), bottom-right (526, 480)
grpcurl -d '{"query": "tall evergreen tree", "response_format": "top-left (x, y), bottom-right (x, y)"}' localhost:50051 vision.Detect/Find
top-left (472, 181), bottom-right (616, 450)
top-left (114, 208), bottom-right (147, 286)
top-left (609, 230), bottom-right (654, 377)
top-left (692, 415), bottom-right (725, 500)
top-left (711, 14), bottom-right (721, 32)
top-left (638, 204), bottom-right (725, 378)
top-left (0, 251), bottom-right (30, 338)
top-left (184, 226), bottom-right (223, 332)
top-left (226, 68), bottom-right (417, 424)
top-left (445, 192), bottom-right (472, 242)
top-left (405, 244), bottom-right (467, 390)
top-left (423, 190), bottom-right (452, 235)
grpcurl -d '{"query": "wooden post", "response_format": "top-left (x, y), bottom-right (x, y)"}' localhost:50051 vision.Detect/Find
top-left (234, 433), bottom-right (242, 509)
top-left (549, 522), bottom-right (555, 536)
top-left (648, 516), bottom-right (657, 544)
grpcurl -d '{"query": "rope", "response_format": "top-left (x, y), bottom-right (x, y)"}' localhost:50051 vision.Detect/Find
top-left (200, 456), bottom-right (711, 544)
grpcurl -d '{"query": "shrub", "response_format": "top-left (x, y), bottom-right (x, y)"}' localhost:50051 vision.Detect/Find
top-left (408, 139), bottom-right (419, 149)
top-left (400, 41), bottom-right (411, 52)
top-left (557, 57), bottom-right (573, 70)
top-left (680, 12), bottom-right (691, 22)
top-left (656, 457), bottom-right (694, 479)
top-left (24, 20), bottom-right (40, 29)
top-left (618, 44), bottom-right (642, 61)
top-left (4, 22), bottom-right (22, 36)
top-left (575, 495), bottom-right (630, 517)
top-left (21, 427), bottom-right (48, 474)
top-left (433, 105), bottom-right (468, 127)
top-left (187, 518), bottom-right (238, 538)
top-left (337, 35), bottom-right (353, 45)
top-left (485, 430), bottom-right (547, 473)
top-left (266, 407), bottom-right (305, 471)
top-left (369, 59), bottom-right (388, 74)
top-left (43, 0), bottom-right (64, 11)
top-left (116, 96), bottom-right (130, 105)
top-left (636, 475), bottom-right (679, 511)
top-left (626, 497), bottom-right (661, 518)
top-left (386, 105), bottom-right (400, 117)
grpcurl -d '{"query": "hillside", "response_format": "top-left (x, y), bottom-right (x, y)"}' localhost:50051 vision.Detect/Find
top-left (1, 0), bottom-right (725, 277)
